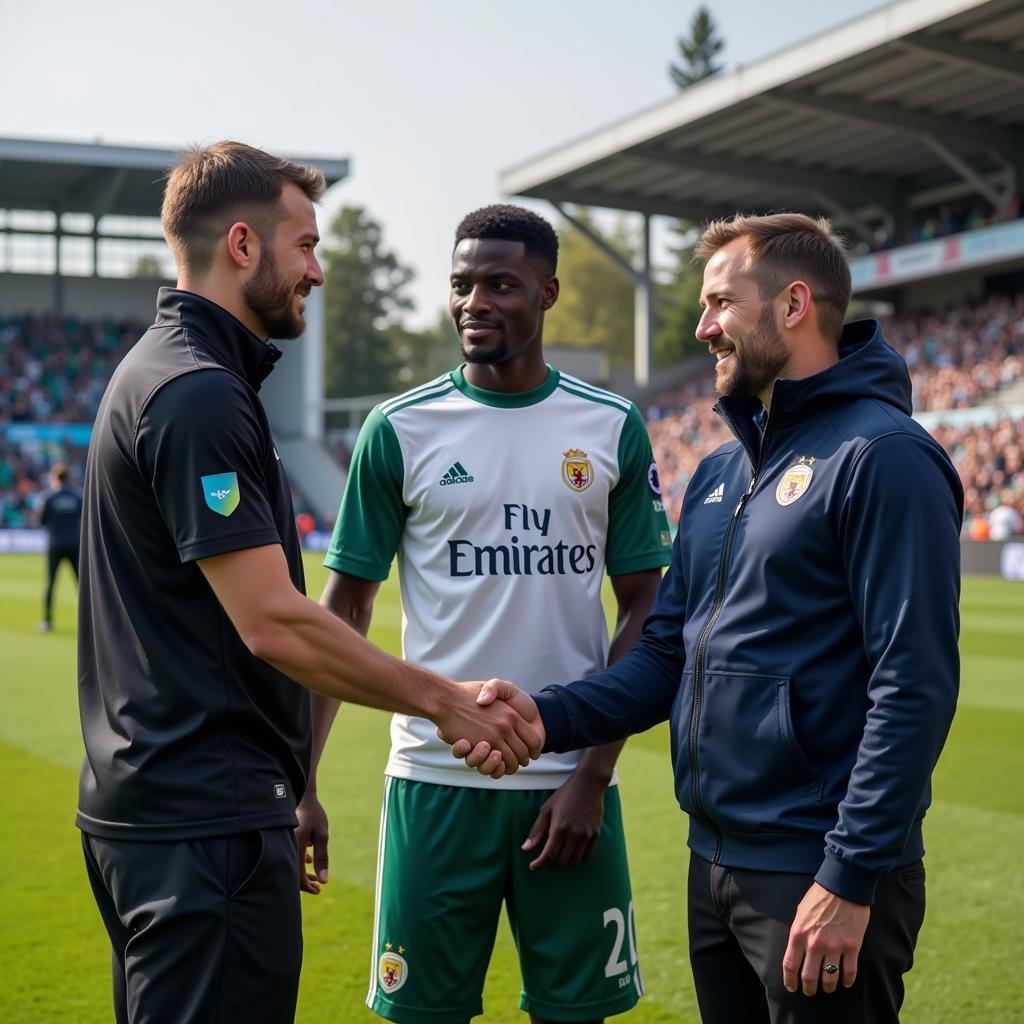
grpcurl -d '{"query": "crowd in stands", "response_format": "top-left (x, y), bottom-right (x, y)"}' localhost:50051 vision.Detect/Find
top-left (3, 298), bottom-right (1024, 538)
top-left (644, 292), bottom-right (1024, 531)
top-left (858, 196), bottom-right (1021, 254)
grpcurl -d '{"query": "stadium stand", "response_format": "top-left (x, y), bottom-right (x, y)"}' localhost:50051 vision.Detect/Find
top-left (4, 291), bottom-right (1023, 537)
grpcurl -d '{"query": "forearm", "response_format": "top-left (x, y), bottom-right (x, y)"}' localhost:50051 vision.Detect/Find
top-left (537, 640), bottom-right (681, 751)
top-left (574, 741), bottom-right (625, 786)
top-left (304, 693), bottom-right (341, 795)
top-left (247, 591), bottom-right (450, 718)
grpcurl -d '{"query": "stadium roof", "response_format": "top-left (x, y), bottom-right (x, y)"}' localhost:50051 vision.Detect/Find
top-left (0, 137), bottom-right (350, 220)
top-left (501, 0), bottom-right (1024, 237)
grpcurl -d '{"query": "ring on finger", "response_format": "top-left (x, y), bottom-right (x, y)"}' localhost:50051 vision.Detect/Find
top-left (823, 963), bottom-right (840, 975)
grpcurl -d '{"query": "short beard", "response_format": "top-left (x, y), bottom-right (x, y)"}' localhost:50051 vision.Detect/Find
top-left (243, 245), bottom-right (307, 340)
top-left (461, 337), bottom-right (509, 365)
top-left (716, 304), bottom-right (789, 400)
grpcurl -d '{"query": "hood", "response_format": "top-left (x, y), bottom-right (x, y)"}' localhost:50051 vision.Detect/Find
top-left (774, 318), bottom-right (912, 416)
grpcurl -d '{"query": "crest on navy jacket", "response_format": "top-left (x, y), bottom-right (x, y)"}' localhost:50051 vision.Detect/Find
top-left (776, 457), bottom-right (815, 506)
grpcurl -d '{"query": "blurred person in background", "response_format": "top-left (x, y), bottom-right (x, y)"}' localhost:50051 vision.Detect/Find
top-left (37, 461), bottom-right (83, 632)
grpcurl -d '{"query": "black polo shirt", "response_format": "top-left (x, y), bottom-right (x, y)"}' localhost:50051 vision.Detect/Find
top-left (76, 288), bottom-right (311, 840)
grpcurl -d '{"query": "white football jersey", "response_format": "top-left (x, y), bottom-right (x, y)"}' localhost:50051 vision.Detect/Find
top-left (325, 366), bottom-right (671, 788)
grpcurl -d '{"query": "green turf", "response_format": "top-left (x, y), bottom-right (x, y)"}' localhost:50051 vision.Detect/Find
top-left (1, 555), bottom-right (1022, 1022)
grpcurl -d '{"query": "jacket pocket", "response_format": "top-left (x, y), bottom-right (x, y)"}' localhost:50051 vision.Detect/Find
top-left (696, 672), bottom-right (822, 834)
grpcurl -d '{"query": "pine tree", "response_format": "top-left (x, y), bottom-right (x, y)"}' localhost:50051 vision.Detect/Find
top-left (669, 6), bottom-right (725, 90)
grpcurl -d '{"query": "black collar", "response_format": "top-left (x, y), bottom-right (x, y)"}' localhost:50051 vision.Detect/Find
top-left (154, 288), bottom-right (282, 390)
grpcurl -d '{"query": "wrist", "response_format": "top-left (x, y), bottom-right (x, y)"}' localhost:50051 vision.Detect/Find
top-left (571, 762), bottom-right (613, 789)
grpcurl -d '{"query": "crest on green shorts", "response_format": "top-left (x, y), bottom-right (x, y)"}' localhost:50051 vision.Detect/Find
top-left (379, 943), bottom-right (408, 992)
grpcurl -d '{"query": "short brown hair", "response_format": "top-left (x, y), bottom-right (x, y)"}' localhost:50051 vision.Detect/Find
top-left (695, 213), bottom-right (851, 342)
top-left (51, 463), bottom-right (70, 484)
top-left (161, 141), bottom-right (326, 276)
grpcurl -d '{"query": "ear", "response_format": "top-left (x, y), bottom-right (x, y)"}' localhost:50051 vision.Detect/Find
top-left (226, 221), bottom-right (259, 271)
top-left (541, 276), bottom-right (560, 311)
top-left (783, 280), bottom-right (812, 329)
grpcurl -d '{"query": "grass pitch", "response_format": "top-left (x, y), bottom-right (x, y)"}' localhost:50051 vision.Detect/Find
top-left (1, 555), bottom-right (1022, 1022)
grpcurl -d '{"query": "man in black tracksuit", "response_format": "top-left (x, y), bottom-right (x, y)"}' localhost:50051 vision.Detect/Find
top-left (461, 214), bottom-right (963, 1024)
top-left (38, 462), bottom-right (82, 630)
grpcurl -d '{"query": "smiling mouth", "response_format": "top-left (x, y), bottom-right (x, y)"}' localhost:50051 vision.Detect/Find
top-left (461, 321), bottom-right (500, 337)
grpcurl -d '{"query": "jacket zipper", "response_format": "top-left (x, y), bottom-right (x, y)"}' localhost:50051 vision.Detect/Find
top-left (688, 404), bottom-right (770, 863)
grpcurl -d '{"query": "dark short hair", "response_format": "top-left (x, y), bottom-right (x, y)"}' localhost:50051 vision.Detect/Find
top-left (51, 463), bottom-right (70, 484)
top-left (454, 204), bottom-right (559, 274)
top-left (162, 141), bottom-right (326, 276)
top-left (695, 212), bottom-right (851, 342)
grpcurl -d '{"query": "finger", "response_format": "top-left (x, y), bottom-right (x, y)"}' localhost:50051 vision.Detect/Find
top-left (496, 725), bottom-right (530, 769)
top-left (297, 842), bottom-right (320, 895)
top-left (475, 679), bottom-right (503, 705)
top-left (842, 947), bottom-right (859, 989)
top-left (801, 950), bottom-right (822, 997)
top-left (522, 807), bottom-right (551, 851)
top-left (528, 833), bottom-right (564, 870)
top-left (476, 748), bottom-right (505, 777)
top-left (582, 833), bottom-right (600, 863)
top-left (313, 831), bottom-right (329, 884)
top-left (820, 954), bottom-right (842, 994)
top-left (782, 934), bottom-right (804, 993)
top-left (464, 741), bottom-right (493, 768)
top-left (451, 738), bottom-right (472, 758)
top-left (488, 751), bottom-right (507, 779)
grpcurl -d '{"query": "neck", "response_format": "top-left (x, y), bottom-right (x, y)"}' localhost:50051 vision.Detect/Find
top-left (176, 276), bottom-right (268, 342)
top-left (760, 333), bottom-right (839, 410)
top-left (463, 349), bottom-right (548, 394)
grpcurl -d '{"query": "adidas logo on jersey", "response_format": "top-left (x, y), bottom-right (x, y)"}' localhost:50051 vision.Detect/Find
top-left (703, 483), bottom-right (725, 505)
top-left (440, 462), bottom-right (474, 486)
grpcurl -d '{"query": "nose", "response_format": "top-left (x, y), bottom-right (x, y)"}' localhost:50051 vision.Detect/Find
top-left (307, 254), bottom-right (325, 288)
top-left (695, 307), bottom-right (721, 343)
top-left (462, 284), bottom-right (492, 316)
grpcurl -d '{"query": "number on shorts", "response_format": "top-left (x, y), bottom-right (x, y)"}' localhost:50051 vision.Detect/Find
top-left (602, 901), bottom-right (638, 978)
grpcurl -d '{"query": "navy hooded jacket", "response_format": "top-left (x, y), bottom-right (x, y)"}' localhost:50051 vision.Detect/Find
top-left (534, 320), bottom-right (963, 906)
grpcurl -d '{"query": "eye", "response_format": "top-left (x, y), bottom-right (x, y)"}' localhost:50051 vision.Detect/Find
top-left (451, 282), bottom-right (469, 295)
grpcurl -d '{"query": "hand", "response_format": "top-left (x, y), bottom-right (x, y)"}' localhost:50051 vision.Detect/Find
top-left (782, 882), bottom-right (870, 996)
top-left (436, 680), bottom-right (544, 778)
top-left (294, 790), bottom-right (329, 895)
top-left (521, 770), bottom-right (606, 869)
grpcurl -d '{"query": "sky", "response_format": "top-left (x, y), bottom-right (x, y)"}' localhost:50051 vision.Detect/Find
top-left (1, 0), bottom-right (885, 327)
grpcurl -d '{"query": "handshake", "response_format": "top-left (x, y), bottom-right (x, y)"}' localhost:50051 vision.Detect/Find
top-left (438, 680), bottom-right (546, 778)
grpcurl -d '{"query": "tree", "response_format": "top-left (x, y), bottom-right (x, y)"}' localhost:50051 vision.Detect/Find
top-left (669, 6), bottom-right (724, 90)
top-left (655, 222), bottom-right (704, 367)
top-left (544, 209), bottom-right (636, 367)
top-left (389, 308), bottom-right (459, 388)
top-left (320, 206), bottom-right (414, 398)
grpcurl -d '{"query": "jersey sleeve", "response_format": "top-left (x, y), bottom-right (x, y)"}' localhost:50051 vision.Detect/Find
top-left (605, 403), bottom-right (673, 576)
top-left (134, 369), bottom-right (281, 563)
top-left (323, 406), bottom-right (407, 581)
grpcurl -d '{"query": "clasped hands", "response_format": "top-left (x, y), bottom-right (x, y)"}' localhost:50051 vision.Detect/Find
top-left (436, 679), bottom-right (544, 778)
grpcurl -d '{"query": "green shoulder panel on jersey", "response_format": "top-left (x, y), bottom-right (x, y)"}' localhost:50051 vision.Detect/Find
top-left (324, 406), bottom-right (408, 581)
top-left (606, 403), bottom-right (673, 576)
top-left (378, 373), bottom-right (456, 418)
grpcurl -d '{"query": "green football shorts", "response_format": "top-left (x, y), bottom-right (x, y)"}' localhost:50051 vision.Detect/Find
top-left (366, 777), bottom-right (643, 1024)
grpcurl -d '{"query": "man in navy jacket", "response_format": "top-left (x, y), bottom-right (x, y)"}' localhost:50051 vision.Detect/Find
top-left (456, 213), bottom-right (963, 1023)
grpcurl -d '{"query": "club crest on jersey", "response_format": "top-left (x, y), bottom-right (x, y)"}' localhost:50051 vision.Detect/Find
top-left (201, 472), bottom-right (240, 517)
top-left (776, 457), bottom-right (815, 507)
top-left (562, 448), bottom-right (594, 492)
top-left (379, 944), bottom-right (408, 993)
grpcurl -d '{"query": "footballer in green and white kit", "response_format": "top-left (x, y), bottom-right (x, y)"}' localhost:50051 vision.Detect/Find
top-left (300, 207), bottom-right (671, 1024)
